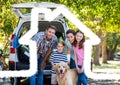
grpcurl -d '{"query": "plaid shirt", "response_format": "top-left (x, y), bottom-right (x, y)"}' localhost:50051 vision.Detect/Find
top-left (32, 32), bottom-right (57, 57)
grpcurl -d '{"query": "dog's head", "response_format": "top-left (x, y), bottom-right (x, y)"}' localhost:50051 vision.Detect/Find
top-left (53, 62), bottom-right (70, 78)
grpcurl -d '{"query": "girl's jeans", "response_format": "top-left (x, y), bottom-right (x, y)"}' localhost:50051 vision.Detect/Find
top-left (77, 65), bottom-right (87, 85)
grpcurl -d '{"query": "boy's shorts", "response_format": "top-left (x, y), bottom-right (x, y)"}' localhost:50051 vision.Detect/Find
top-left (51, 74), bottom-right (57, 84)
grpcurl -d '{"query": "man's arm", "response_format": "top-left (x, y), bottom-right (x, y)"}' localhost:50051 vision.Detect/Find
top-left (40, 36), bottom-right (57, 69)
top-left (44, 39), bottom-right (57, 62)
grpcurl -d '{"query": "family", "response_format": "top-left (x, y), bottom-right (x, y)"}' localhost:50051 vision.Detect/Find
top-left (30, 25), bottom-right (88, 85)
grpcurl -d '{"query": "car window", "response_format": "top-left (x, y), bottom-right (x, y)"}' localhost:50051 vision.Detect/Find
top-left (19, 22), bottom-right (30, 38)
top-left (18, 21), bottom-right (65, 39)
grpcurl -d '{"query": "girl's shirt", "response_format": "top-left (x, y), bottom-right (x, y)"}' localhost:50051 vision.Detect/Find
top-left (73, 46), bottom-right (84, 66)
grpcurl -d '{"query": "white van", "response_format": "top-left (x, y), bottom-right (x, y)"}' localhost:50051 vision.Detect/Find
top-left (9, 2), bottom-right (69, 85)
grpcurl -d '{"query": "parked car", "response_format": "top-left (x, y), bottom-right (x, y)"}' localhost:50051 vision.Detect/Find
top-left (9, 2), bottom-right (69, 85)
top-left (114, 53), bottom-right (120, 59)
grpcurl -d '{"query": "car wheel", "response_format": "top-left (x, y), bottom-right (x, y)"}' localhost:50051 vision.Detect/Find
top-left (10, 77), bottom-right (21, 85)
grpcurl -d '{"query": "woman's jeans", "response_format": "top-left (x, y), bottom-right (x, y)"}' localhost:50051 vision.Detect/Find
top-left (30, 56), bottom-right (44, 85)
top-left (70, 58), bottom-right (76, 69)
top-left (77, 65), bottom-right (87, 85)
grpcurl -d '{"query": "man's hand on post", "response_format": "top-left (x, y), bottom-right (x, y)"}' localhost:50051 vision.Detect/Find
top-left (40, 60), bottom-right (46, 69)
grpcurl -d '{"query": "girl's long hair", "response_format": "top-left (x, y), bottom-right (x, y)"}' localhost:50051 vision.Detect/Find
top-left (72, 30), bottom-right (85, 49)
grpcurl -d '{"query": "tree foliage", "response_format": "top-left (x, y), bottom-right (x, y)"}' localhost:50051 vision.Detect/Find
top-left (0, 0), bottom-right (120, 62)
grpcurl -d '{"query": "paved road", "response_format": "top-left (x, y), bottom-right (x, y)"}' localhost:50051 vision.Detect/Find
top-left (0, 78), bottom-right (11, 85)
top-left (0, 78), bottom-right (120, 85)
top-left (88, 79), bottom-right (120, 85)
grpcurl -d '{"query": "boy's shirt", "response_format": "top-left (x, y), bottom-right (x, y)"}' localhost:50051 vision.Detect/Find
top-left (50, 50), bottom-right (68, 74)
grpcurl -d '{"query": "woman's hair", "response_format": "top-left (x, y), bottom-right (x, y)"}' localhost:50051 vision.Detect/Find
top-left (66, 29), bottom-right (75, 35)
top-left (57, 40), bottom-right (65, 46)
top-left (72, 30), bottom-right (85, 49)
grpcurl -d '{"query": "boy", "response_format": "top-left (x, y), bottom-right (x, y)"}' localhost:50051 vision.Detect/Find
top-left (49, 41), bottom-right (69, 85)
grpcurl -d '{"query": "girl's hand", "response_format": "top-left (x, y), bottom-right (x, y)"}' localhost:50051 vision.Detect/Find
top-left (76, 67), bottom-right (80, 73)
top-left (76, 67), bottom-right (84, 73)
top-left (78, 68), bottom-right (83, 73)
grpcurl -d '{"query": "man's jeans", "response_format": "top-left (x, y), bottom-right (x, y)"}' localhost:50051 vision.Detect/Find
top-left (30, 57), bottom-right (44, 85)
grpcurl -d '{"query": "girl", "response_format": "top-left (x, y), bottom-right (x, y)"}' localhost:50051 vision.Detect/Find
top-left (72, 30), bottom-right (87, 85)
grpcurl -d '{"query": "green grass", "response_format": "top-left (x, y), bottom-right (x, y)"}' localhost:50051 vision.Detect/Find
top-left (93, 58), bottom-right (120, 74)
top-left (94, 60), bottom-right (120, 69)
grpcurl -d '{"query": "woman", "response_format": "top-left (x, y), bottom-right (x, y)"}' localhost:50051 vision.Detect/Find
top-left (65, 29), bottom-right (76, 69)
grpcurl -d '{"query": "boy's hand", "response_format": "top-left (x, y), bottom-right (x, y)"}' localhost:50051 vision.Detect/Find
top-left (51, 62), bottom-right (55, 67)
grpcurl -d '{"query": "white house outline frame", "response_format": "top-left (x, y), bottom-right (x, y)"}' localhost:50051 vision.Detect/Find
top-left (0, 5), bottom-right (120, 80)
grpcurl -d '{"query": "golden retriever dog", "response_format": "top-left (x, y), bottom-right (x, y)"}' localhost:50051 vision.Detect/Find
top-left (53, 62), bottom-right (78, 85)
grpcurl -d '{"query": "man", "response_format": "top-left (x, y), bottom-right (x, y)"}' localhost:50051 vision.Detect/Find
top-left (30, 25), bottom-right (58, 85)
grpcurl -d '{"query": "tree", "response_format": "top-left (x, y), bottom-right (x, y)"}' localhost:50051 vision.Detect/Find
top-left (0, 0), bottom-right (120, 64)
top-left (106, 33), bottom-right (120, 60)
top-left (0, 0), bottom-right (18, 53)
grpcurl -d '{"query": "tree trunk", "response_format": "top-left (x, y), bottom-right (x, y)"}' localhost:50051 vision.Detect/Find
top-left (93, 30), bottom-right (102, 65)
top-left (93, 45), bottom-right (101, 65)
top-left (107, 50), bottom-right (114, 60)
top-left (107, 42), bottom-right (118, 60)
top-left (102, 39), bottom-right (107, 63)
